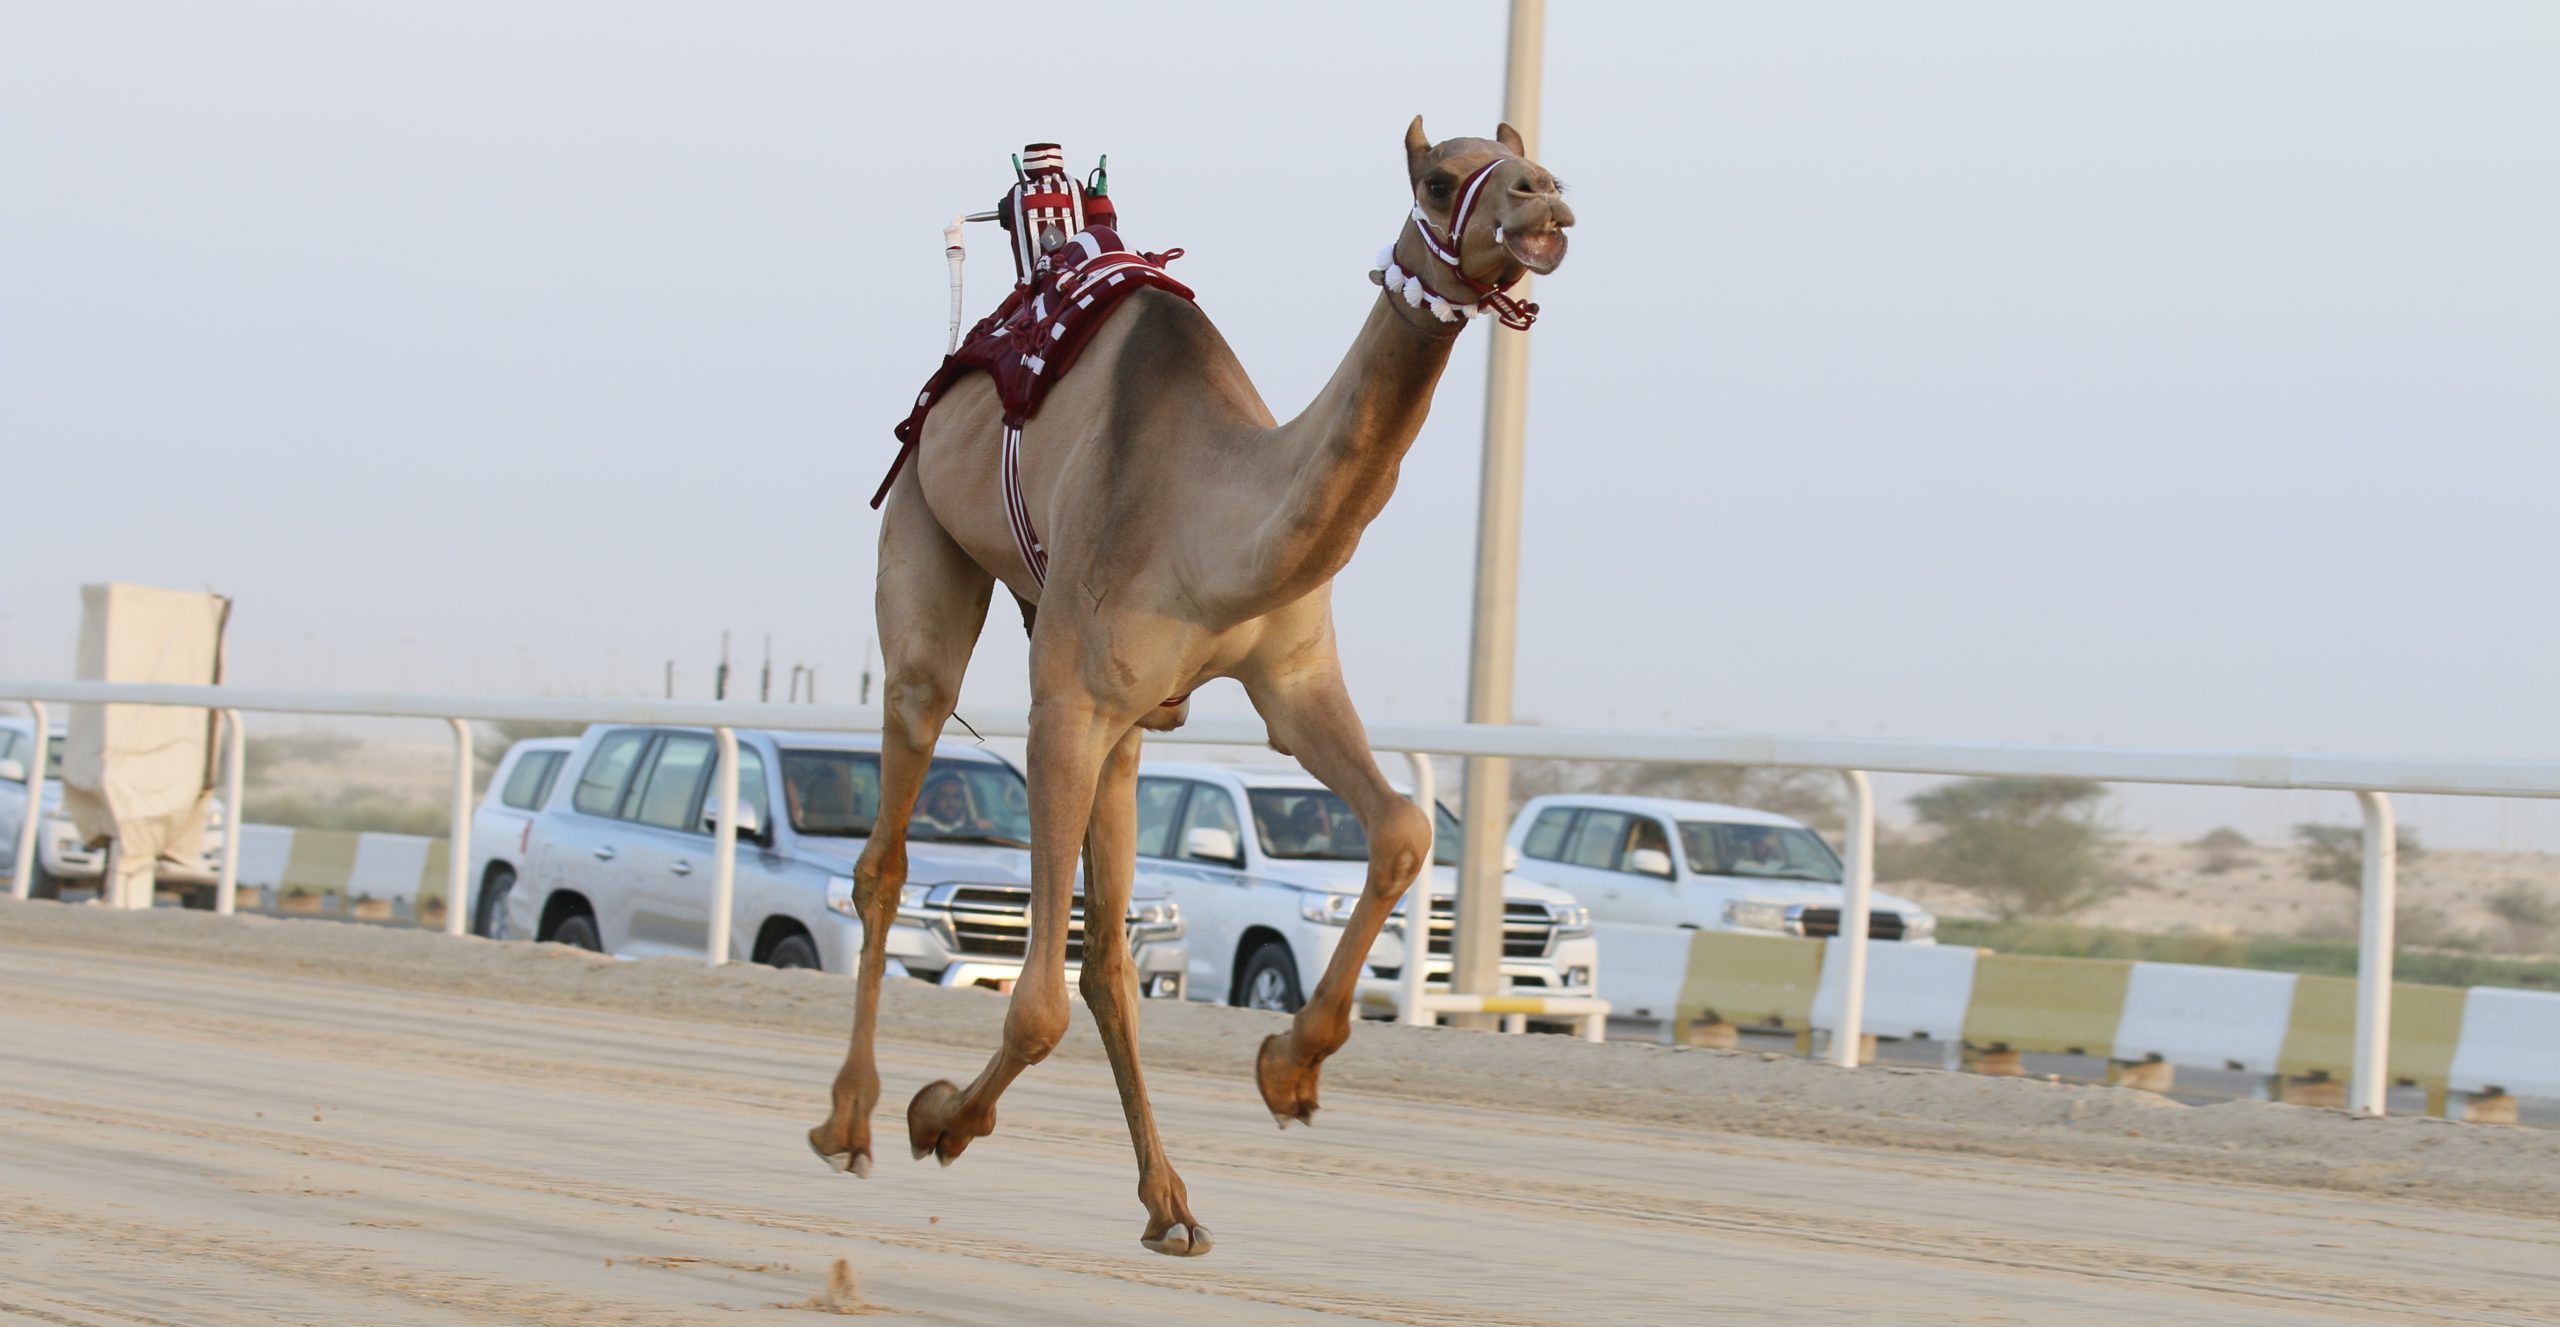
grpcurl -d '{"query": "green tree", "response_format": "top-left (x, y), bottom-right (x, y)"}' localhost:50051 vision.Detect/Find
top-left (2292, 822), bottom-right (2424, 889)
top-left (1904, 777), bottom-right (2124, 920)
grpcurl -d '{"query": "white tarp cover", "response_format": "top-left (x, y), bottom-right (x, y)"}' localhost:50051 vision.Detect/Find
top-left (60, 583), bottom-right (231, 875)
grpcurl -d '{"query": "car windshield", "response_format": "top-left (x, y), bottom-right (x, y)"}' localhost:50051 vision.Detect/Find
top-left (780, 750), bottom-right (1032, 846)
top-left (1247, 787), bottom-right (1464, 866)
top-left (1680, 821), bottom-right (1843, 883)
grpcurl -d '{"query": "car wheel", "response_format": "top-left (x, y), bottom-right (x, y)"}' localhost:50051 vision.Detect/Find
top-left (548, 912), bottom-right (602, 953)
top-left (474, 869), bottom-right (516, 939)
top-left (766, 932), bottom-right (820, 971)
top-left (1236, 942), bottom-right (1304, 1014)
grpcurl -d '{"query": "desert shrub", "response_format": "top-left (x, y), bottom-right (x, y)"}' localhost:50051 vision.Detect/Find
top-left (2192, 826), bottom-right (2252, 876)
top-left (2486, 882), bottom-right (2560, 952)
top-left (241, 728), bottom-right (363, 788)
top-left (2293, 822), bottom-right (2425, 888)
top-left (1903, 777), bottom-right (2125, 920)
top-left (242, 788), bottom-right (448, 836)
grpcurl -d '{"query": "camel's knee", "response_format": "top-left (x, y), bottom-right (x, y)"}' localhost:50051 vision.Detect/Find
top-left (1003, 992), bottom-right (1073, 1065)
top-left (1361, 800), bottom-right (1433, 903)
top-left (851, 839), bottom-right (907, 912)
top-left (883, 676), bottom-right (955, 740)
top-left (1078, 948), bottom-right (1136, 1006)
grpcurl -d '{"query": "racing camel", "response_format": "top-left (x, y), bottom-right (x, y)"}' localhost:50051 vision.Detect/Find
top-left (809, 117), bottom-right (1574, 1257)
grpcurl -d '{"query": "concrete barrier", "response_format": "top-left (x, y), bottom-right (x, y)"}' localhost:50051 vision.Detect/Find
top-left (2112, 962), bottom-right (2297, 1076)
top-left (1962, 953), bottom-right (2133, 1058)
top-left (2278, 974), bottom-right (2468, 1096)
top-left (232, 824), bottom-right (451, 917)
top-left (1813, 938), bottom-right (1978, 1042)
top-left (1592, 922), bottom-right (1699, 1043)
top-left (1677, 931), bottom-right (1824, 1032)
top-left (2449, 987), bottom-right (2560, 1101)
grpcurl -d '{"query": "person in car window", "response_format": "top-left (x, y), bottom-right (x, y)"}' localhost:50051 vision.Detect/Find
top-left (1728, 827), bottom-right (1787, 876)
top-left (916, 774), bottom-right (981, 836)
top-left (1280, 798), bottom-right (1332, 855)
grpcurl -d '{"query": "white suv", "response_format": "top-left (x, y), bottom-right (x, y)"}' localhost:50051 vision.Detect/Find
top-left (467, 736), bottom-right (576, 938)
top-left (1132, 761), bottom-right (1599, 1012)
top-left (1506, 794), bottom-right (1935, 942)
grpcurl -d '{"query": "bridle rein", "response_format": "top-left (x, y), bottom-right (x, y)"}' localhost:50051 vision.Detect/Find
top-left (1371, 158), bottom-right (1541, 331)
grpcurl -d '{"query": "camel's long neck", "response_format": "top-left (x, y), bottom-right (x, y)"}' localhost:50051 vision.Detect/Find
top-left (1235, 295), bottom-right (1464, 612)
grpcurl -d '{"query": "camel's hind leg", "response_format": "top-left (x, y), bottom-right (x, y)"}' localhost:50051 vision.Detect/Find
top-left (1242, 660), bottom-right (1432, 1127)
top-left (1078, 725), bottom-right (1210, 1257)
top-left (807, 472), bottom-right (992, 1177)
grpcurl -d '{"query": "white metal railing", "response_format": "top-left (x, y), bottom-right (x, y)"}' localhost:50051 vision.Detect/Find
top-left (13, 678), bottom-right (2557, 1116)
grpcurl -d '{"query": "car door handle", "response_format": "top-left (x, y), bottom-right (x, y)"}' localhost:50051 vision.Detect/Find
top-left (670, 860), bottom-right (693, 876)
top-left (592, 846), bottom-right (617, 862)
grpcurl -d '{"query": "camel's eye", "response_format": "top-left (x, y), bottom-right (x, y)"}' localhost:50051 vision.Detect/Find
top-left (1425, 176), bottom-right (1453, 203)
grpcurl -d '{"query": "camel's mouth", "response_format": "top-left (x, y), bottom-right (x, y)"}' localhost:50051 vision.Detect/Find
top-left (1501, 223), bottom-right (1568, 275)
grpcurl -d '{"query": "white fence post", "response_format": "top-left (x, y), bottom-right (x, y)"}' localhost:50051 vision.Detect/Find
top-left (216, 708), bottom-right (244, 914)
top-left (444, 718), bottom-right (473, 936)
top-left (2351, 789), bottom-right (2397, 1115)
top-left (1830, 770), bottom-right (1876, 1067)
top-left (1403, 751), bottom-right (1436, 1028)
top-left (708, 726), bottom-right (739, 967)
top-left (10, 700), bottom-right (45, 900)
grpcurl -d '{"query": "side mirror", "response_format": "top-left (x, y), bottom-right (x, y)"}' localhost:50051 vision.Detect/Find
top-left (702, 797), bottom-right (766, 841)
top-left (1626, 847), bottom-right (1675, 879)
top-left (0, 757), bottom-right (24, 784)
top-left (1505, 843), bottom-right (1522, 872)
top-left (1183, 825), bottom-right (1241, 865)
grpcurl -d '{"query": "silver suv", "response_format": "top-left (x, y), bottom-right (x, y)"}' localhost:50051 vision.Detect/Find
top-left (504, 725), bottom-right (1187, 995)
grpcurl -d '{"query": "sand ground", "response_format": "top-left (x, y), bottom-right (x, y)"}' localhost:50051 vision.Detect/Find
top-left (4, 902), bottom-right (2559, 1324)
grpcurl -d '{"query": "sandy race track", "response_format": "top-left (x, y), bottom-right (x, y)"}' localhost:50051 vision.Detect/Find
top-left (4, 901), bottom-right (2559, 1325)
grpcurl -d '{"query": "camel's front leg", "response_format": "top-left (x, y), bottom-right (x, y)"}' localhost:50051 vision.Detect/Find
top-left (808, 471), bottom-right (991, 1178)
top-left (1078, 725), bottom-right (1211, 1256)
top-left (1242, 665), bottom-right (1432, 1127)
top-left (905, 697), bottom-right (1120, 1166)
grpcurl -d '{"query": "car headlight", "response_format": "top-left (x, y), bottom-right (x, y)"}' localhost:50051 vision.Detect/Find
top-left (826, 875), bottom-right (860, 919)
top-left (1549, 903), bottom-right (1591, 937)
top-left (1723, 899), bottom-right (1792, 934)
top-left (1128, 899), bottom-right (1179, 928)
top-left (1903, 912), bottom-right (1936, 942)
top-left (1299, 892), bottom-right (1359, 926)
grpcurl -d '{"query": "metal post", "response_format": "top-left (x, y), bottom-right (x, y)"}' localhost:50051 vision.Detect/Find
top-left (1829, 771), bottom-right (1876, 1067)
top-left (2351, 790), bottom-right (2397, 1116)
top-left (1403, 752), bottom-right (1437, 1028)
top-left (9, 701), bottom-right (45, 900)
top-left (708, 726), bottom-right (740, 967)
top-left (444, 718), bottom-right (473, 936)
top-left (1454, 0), bottom-right (1547, 1011)
top-left (216, 709), bottom-right (244, 914)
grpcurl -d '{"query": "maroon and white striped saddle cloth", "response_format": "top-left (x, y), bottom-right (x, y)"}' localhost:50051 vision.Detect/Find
top-left (874, 219), bottom-right (1193, 591)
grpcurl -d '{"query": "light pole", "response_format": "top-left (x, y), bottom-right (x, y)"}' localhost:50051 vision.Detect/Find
top-left (1452, 0), bottom-right (1545, 1010)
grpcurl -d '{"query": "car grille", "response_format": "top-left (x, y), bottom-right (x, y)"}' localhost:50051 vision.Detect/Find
top-left (1425, 899), bottom-right (1555, 959)
top-left (943, 884), bottom-right (1092, 963)
top-left (1793, 907), bottom-right (1906, 941)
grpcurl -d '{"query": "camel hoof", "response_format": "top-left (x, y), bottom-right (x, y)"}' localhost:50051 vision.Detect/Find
top-left (906, 1079), bottom-right (973, 1167)
top-left (806, 1126), bottom-right (870, 1179)
top-left (1255, 1033), bottom-right (1322, 1128)
top-left (1141, 1223), bottom-right (1214, 1258)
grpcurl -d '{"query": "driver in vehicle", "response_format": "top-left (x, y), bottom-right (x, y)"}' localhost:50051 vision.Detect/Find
top-left (1728, 827), bottom-right (1788, 876)
top-left (915, 773), bottom-right (984, 836)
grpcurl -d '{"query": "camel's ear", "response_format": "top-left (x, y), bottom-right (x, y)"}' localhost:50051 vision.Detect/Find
top-left (1404, 115), bottom-right (1431, 185)
top-left (1496, 122), bottom-right (1527, 156)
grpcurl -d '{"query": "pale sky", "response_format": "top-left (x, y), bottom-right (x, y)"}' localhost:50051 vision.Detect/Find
top-left (4, 2), bottom-right (2555, 847)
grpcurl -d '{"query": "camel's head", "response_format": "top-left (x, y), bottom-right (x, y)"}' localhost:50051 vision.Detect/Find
top-left (1402, 116), bottom-right (1573, 283)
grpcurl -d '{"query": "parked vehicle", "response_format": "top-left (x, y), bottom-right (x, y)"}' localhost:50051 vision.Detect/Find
top-left (1506, 794), bottom-right (1936, 942)
top-left (1130, 760), bottom-right (1598, 1013)
top-left (467, 736), bottom-right (577, 938)
top-left (505, 725), bottom-right (1187, 993)
top-left (0, 715), bottom-right (228, 905)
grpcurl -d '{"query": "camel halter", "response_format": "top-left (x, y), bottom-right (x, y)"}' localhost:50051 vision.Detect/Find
top-left (1370, 159), bottom-right (1540, 331)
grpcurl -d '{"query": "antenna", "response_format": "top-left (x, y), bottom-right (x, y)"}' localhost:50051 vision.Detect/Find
top-left (716, 630), bottom-right (731, 701)
top-left (761, 634), bottom-right (773, 703)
